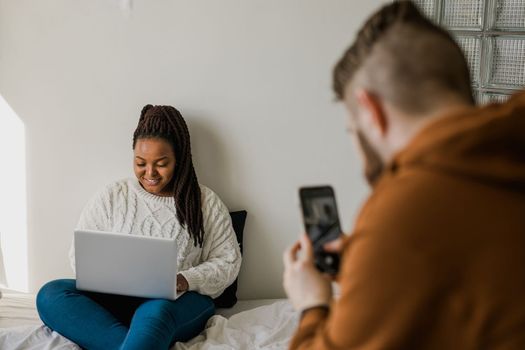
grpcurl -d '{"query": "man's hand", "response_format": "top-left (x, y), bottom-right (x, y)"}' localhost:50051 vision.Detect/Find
top-left (323, 236), bottom-right (347, 254)
top-left (177, 274), bottom-right (189, 292)
top-left (283, 233), bottom-right (332, 311)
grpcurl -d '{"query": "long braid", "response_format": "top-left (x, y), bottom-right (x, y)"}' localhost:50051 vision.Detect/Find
top-left (133, 105), bottom-right (205, 247)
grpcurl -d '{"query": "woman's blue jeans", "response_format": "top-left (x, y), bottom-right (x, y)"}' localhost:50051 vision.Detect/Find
top-left (36, 279), bottom-right (215, 350)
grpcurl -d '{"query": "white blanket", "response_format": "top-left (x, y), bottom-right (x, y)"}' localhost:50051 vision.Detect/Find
top-left (0, 326), bottom-right (80, 350)
top-left (0, 294), bottom-right (80, 349)
top-left (0, 295), bottom-right (298, 350)
top-left (174, 300), bottom-right (299, 350)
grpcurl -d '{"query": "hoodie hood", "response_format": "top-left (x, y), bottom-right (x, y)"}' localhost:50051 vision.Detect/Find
top-left (393, 91), bottom-right (525, 191)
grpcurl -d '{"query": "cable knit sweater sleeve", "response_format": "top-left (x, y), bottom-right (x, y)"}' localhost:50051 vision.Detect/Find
top-left (179, 186), bottom-right (242, 298)
top-left (68, 185), bottom-right (114, 273)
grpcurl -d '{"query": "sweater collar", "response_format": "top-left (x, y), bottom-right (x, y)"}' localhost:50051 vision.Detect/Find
top-left (129, 178), bottom-right (175, 205)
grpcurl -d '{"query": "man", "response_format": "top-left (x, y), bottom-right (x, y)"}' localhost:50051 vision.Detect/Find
top-left (283, 1), bottom-right (525, 349)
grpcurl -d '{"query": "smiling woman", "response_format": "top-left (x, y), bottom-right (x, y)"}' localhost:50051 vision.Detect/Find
top-left (133, 139), bottom-right (176, 197)
top-left (0, 95), bottom-right (28, 292)
top-left (36, 104), bottom-right (241, 349)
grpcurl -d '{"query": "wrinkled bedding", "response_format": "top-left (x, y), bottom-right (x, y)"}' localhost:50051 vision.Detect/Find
top-left (0, 293), bottom-right (298, 350)
top-left (174, 300), bottom-right (299, 349)
top-left (0, 293), bottom-right (80, 349)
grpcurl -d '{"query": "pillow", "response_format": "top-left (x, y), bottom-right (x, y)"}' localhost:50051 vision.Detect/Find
top-left (213, 210), bottom-right (247, 308)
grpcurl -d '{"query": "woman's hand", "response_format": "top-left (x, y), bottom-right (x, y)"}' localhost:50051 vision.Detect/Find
top-left (176, 274), bottom-right (189, 292)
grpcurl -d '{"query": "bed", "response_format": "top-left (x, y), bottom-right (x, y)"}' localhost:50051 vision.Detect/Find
top-left (0, 293), bottom-right (299, 349)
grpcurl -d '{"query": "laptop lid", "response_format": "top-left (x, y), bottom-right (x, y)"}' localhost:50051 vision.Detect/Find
top-left (74, 229), bottom-right (178, 300)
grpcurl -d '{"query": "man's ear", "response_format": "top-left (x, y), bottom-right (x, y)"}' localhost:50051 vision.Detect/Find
top-left (355, 89), bottom-right (388, 136)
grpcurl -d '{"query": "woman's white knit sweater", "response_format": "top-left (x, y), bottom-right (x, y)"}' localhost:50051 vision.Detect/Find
top-left (69, 178), bottom-right (242, 298)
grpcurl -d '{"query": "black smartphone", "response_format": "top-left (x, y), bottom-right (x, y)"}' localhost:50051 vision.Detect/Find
top-left (299, 185), bottom-right (342, 274)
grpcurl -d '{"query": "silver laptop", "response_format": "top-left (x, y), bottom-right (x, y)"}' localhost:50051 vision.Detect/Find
top-left (74, 229), bottom-right (179, 300)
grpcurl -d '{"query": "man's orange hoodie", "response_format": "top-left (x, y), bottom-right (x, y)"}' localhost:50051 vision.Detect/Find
top-left (290, 91), bottom-right (525, 349)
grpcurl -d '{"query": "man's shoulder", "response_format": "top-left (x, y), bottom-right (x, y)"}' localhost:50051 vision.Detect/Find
top-left (356, 169), bottom-right (452, 237)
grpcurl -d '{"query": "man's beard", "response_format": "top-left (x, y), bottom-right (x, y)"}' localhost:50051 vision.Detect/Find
top-left (355, 129), bottom-right (385, 187)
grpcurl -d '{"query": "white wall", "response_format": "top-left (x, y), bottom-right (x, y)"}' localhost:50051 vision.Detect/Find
top-left (0, 0), bottom-right (385, 298)
top-left (0, 95), bottom-right (28, 291)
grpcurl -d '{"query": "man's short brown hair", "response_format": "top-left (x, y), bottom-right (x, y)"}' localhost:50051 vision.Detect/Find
top-left (333, 1), bottom-right (474, 114)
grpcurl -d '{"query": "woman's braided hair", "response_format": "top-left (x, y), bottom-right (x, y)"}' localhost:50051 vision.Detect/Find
top-left (133, 104), bottom-right (204, 247)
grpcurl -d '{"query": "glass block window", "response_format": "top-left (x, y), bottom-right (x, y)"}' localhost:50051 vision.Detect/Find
top-left (441, 0), bottom-right (484, 30)
top-left (415, 0), bottom-right (439, 19)
top-left (492, 0), bottom-right (525, 30)
top-left (486, 36), bottom-right (525, 88)
top-left (410, 0), bottom-right (525, 104)
top-left (454, 35), bottom-right (482, 85)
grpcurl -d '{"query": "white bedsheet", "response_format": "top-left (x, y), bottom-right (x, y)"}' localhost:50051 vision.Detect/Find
top-left (0, 326), bottom-right (80, 350)
top-left (0, 294), bottom-right (298, 350)
top-left (174, 300), bottom-right (299, 350)
top-left (0, 293), bottom-right (41, 328)
top-left (0, 293), bottom-right (80, 350)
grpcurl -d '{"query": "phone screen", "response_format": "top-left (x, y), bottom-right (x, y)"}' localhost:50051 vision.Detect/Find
top-left (300, 186), bottom-right (341, 274)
